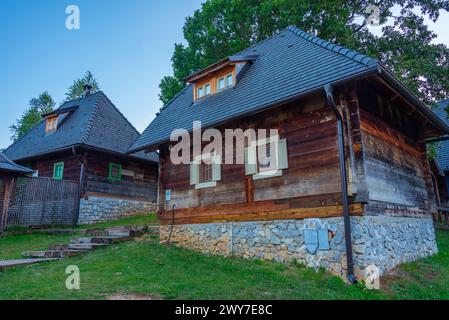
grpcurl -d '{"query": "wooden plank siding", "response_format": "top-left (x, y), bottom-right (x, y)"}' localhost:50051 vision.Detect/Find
top-left (18, 150), bottom-right (158, 203)
top-left (32, 154), bottom-right (82, 181)
top-left (358, 90), bottom-right (437, 217)
top-left (159, 93), bottom-right (359, 225)
top-left (84, 152), bottom-right (158, 202)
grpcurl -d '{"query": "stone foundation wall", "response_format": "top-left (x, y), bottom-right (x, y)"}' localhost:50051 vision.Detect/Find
top-left (160, 216), bottom-right (437, 278)
top-left (79, 196), bottom-right (156, 224)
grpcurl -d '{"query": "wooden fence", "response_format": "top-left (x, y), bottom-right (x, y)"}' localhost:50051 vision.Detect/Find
top-left (1, 176), bottom-right (80, 229)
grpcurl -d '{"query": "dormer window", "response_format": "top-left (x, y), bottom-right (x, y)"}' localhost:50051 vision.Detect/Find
top-left (218, 73), bottom-right (234, 91)
top-left (45, 116), bottom-right (58, 133)
top-left (197, 83), bottom-right (211, 99)
top-left (226, 73), bottom-right (234, 87)
top-left (185, 54), bottom-right (257, 101)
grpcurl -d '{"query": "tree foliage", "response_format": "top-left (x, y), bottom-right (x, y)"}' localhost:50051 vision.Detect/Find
top-left (9, 91), bottom-right (55, 141)
top-left (65, 71), bottom-right (100, 101)
top-left (159, 0), bottom-right (449, 107)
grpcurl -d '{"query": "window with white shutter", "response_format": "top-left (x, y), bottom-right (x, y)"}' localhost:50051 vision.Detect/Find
top-left (190, 153), bottom-right (221, 189)
top-left (245, 136), bottom-right (288, 180)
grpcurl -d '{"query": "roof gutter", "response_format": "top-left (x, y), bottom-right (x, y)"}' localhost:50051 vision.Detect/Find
top-left (324, 83), bottom-right (357, 284)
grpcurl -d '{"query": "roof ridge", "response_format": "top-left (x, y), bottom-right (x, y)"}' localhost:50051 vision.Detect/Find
top-left (98, 91), bottom-right (141, 137)
top-left (80, 92), bottom-right (103, 144)
top-left (286, 25), bottom-right (379, 67)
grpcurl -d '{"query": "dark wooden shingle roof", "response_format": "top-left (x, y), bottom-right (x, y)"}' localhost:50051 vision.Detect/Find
top-left (0, 152), bottom-right (33, 174)
top-left (4, 91), bottom-right (158, 163)
top-left (129, 25), bottom-right (449, 153)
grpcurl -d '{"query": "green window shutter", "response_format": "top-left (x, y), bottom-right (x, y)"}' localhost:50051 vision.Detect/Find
top-left (277, 138), bottom-right (289, 170)
top-left (244, 146), bottom-right (257, 175)
top-left (108, 163), bottom-right (122, 181)
top-left (53, 162), bottom-right (64, 180)
top-left (190, 162), bottom-right (199, 185)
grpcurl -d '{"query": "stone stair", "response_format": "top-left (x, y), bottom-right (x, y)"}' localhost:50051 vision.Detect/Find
top-left (0, 225), bottom-right (159, 272)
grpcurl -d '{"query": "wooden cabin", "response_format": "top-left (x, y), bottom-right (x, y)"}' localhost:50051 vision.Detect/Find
top-left (130, 26), bottom-right (447, 279)
top-left (0, 152), bottom-right (33, 232)
top-left (4, 89), bottom-right (159, 224)
top-left (430, 99), bottom-right (449, 224)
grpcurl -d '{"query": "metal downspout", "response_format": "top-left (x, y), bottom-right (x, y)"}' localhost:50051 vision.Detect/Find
top-left (324, 84), bottom-right (357, 284)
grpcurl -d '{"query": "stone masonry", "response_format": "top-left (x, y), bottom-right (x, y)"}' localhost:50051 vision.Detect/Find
top-left (160, 216), bottom-right (437, 279)
top-left (79, 196), bottom-right (156, 224)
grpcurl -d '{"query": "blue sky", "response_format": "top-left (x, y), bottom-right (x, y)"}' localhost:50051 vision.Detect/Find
top-left (0, 0), bottom-right (203, 149)
top-left (0, 1), bottom-right (448, 150)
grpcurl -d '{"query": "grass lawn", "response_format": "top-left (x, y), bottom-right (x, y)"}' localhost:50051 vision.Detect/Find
top-left (0, 221), bottom-right (447, 299)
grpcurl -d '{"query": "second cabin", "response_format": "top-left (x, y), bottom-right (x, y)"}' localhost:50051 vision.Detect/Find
top-left (4, 88), bottom-right (159, 224)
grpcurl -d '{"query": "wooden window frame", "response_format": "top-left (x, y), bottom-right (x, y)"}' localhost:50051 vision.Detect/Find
top-left (53, 162), bottom-right (64, 180)
top-left (108, 163), bottom-right (122, 181)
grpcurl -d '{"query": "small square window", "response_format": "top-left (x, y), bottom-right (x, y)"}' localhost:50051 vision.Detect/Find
top-left (218, 78), bottom-right (225, 91)
top-left (205, 84), bottom-right (211, 96)
top-left (226, 74), bottom-right (234, 87)
top-left (108, 163), bottom-right (122, 181)
top-left (53, 162), bottom-right (64, 180)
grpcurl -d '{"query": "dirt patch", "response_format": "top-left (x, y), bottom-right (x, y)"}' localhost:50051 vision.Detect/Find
top-left (107, 293), bottom-right (162, 300)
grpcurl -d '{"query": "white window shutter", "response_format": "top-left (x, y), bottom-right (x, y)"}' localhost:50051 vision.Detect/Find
top-left (277, 138), bottom-right (289, 170)
top-left (212, 161), bottom-right (221, 181)
top-left (190, 162), bottom-right (199, 185)
top-left (245, 146), bottom-right (257, 175)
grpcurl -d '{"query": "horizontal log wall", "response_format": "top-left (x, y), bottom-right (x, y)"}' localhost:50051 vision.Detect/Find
top-left (160, 94), bottom-right (354, 224)
top-left (25, 154), bottom-right (82, 181)
top-left (84, 152), bottom-right (158, 202)
top-left (359, 105), bottom-right (434, 217)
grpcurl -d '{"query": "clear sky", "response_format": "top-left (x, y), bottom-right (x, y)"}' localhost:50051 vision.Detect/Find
top-left (0, 0), bottom-right (203, 149)
top-left (0, 1), bottom-right (448, 150)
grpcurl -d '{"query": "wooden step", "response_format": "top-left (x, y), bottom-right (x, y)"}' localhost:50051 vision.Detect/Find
top-left (67, 243), bottom-right (110, 250)
top-left (71, 235), bottom-right (130, 245)
top-left (0, 258), bottom-right (58, 271)
top-left (49, 244), bottom-right (69, 251)
top-left (22, 250), bottom-right (85, 259)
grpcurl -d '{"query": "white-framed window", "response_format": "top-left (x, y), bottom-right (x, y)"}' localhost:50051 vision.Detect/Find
top-left (226, 73), bottom-right (234, 87)
top-left (197, 86), bottom-right (205, 98)
top-left (217, 77), bottom-right (226, 91)
top-left (205, 83), bottom-right (211, 95)
top-left (244, 137), bottom-right (288, 180)
top-left (190, 152), bottom-right (221, 189)
top-left (217, 73), bottom-right (234, 91)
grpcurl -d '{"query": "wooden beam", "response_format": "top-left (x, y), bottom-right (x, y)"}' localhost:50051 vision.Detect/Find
top-left (159, 202), bottom-right (364, 225)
